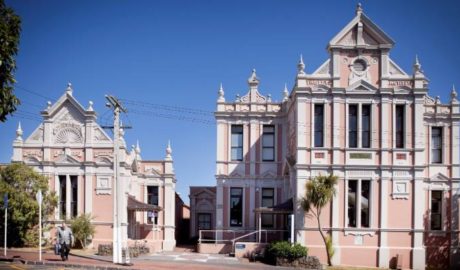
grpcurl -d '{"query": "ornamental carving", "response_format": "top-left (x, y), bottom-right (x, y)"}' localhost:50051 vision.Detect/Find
top-left (94, 128), bottom-right (110, 141)
top-left (54, 123), bottom-right (84, 144)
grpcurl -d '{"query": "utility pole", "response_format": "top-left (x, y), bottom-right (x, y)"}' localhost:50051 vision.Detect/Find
top-left (105, 95), bottom-right (130, 265)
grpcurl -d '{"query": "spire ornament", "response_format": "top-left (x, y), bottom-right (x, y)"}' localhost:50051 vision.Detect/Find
top-left (217, 83), bottom-right (225, 102)
top-left (248, 69), bottom-right (259, 87)
top-left (356, 3), bottom-right (363, 16)
top-left (66, 82), bottom-right (73, 95)
top-left (88, 101), bottom-right (94, 111)
top-left (413, 55), bottom-right (422, 74)
top-left (451, 84), bottom-right (458, 104)
top-left (282, 83), bottom-right (289, 102)
top-left (135, 140), bottom-right (141, 154)
top-left (297, 54), bottom-right (305, 75)
top-left (16, 122), bottom-right (23, 141)
top-left (47, 101), bottom-right (52, 110)
top-left (165, 140), bottom-right (172, 160)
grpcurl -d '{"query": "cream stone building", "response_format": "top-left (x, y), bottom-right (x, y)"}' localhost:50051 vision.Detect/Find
top-left (214, 5), bottom-right (459, 269)
top-left (11, 84), bottom-right (176, 252)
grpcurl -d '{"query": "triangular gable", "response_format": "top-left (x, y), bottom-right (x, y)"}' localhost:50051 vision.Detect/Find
top-left (346, 79), bottom-right (378, 92)
top-left (93, 126), bottom-right (112, 142)
top-left (25, 124), bottom-right (44, 143)
top-left (389, 58), bottom-right (409, 77)
top-left (329, 12), bottom-right (394, 49)
top-left (192, 188), bottom-right (216, 198)
top-left (46, 91), bottom-right (88, 121)
top-left (55, 154), bottom-right (80, 164)
top-left (261, 170), bottom-right (277, 178)
top-left (430, 173), bottom-right (449, 182)
top-left (312, 59), bottom-right (332, 76)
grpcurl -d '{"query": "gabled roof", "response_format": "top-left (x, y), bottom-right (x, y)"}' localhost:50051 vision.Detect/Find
top-left (42, 84), bottom-right (92, 120)
top-left (328, 6), bottom-right (394, 50)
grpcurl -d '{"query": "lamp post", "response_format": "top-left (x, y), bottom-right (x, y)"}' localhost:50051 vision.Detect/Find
top-left (36, 190), bottom-right (42, 261)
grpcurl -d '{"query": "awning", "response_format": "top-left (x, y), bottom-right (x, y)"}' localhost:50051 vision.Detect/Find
top-left (127, 195), bottom-right (162, 212)
top-left (254, 198), bottom-right (293, 214)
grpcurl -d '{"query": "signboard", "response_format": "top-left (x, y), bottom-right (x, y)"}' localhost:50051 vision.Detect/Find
top-left (36, 190), bottom-right (42, 204)
top-left (235, 244), bottom-right (246, 250)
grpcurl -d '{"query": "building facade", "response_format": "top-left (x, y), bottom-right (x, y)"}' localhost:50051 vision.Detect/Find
top-left (189, 186), bottom-right (216, 239)
top-left (214, 6), bottom-right (459, 269)
top-left (11, 85), bottom-right (176, 252)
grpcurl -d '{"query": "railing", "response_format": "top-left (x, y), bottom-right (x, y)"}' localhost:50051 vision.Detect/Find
top-left (198, 229), bottom-right (288, 254)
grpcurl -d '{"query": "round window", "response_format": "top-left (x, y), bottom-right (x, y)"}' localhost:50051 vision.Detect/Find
top-left (353, 59), bottom-right (367, 72)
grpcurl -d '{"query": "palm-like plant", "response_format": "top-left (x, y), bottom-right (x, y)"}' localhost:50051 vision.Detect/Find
top-left (301, 174), bottom-right (338, 266)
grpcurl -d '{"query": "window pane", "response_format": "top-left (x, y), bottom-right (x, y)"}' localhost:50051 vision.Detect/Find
top-left (361, 180), bottom-right (370, 228)
top-left (262, 148), bottom-right (274, 161)
top-left (263, 126), bottom-right (274, 133)
top-left (431, 191), bottom-right (442, 230)
top-left (261, 213), bottom-right (274, 228)
top-left (431, 127), bottom-right (442, 164)
top-left (396, 105), bottom-right (405, 148)
top-left (349, 105), bottom-right (358, 148)
top-left (262, 134), bottom-right (274, 147)
top-left (262, 198), bottom-right (274, 208)
top-left (314, 104), bottom-right (324, 147)
top-left (230, 188), bottom-right (243, 227)
top-left (348, 180), bottom-right (357, 227)
top-left (362, 105), bottom-right (370, 148)
top-left (147, 186), bottom-right (159, 206)
top-left (231, 134), bottom-right (243, 147)
top-left (262, 188), bottom-right (274, 197)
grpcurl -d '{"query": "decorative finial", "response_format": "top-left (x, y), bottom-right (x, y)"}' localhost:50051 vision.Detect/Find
top-left (87, 101), bottom-right (94, 111)
top-left (451, 84), bottom-right (458, 103)
top-left (297, 54), bottom-right (305, 75)
top-left (356, 3), bottom-right (363, 15)
top-left (135, 140), bottom-right (141, 154)
top-left (282, 83), bottom-right (289, 102)
top-left (413, 54), bottom-right (422, 73)
top-left (47, 101), bottom-right (52, 110)
top-left (267, 94), bottom-right (272, 103)
top-left (435, 96), bottom-right (441, 104)
top-left (236, 94), bottom-right (241, 103)
top-left (165, 140), bottom-right (172, 160)
top-left (217, 83), bottom-right (225, 102)
top-left (16, 122), bottom-right (23, 141)
top-left (66, 82), bottom-right (73, 95)
top-left (248, 69), bottom-right (259, 87)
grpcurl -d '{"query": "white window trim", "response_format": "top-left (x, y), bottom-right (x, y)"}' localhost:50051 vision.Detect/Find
top-left (228, 186), bottom-right (245, 228)
top-left (393, 102), bottom-right (408, 149)
top-left (144, 185), bottom-right (161, 226)
top-left (344, 178), bottom-right (374, 232)
top-left (229, 123), bottom-right (245, 162)
top-left (429, 125), bottom-right (445, 165)
top-left (346, 102), bottom-right (373, 149)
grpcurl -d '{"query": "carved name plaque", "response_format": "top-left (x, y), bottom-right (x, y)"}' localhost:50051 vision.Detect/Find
top-left (306, 80), bottom-right (332, 86)
top-left (388, 80), bottom-right (412, 88)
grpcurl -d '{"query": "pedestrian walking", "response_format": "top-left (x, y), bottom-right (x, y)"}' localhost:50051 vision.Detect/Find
top-left (56, 222), bottom-right (73, 261)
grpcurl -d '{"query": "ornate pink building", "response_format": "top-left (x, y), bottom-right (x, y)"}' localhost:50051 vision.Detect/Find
top-left (214, 5), bottom-right (459, 269)
top-left (11, 84), bottom-right (177, 252)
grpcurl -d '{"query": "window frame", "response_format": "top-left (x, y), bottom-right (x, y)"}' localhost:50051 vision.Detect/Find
top-left (229, 187), bottom-right (244, 227)
top-left (348, 104), bottom-right (358, 148)
top-left (430, 190), bottom-right (443, 231)
top-left (146, 186), bottom-right (159, 225)
top-left (262, 125), bottom-right (275, 161)
top-left (197, 213), bottom-right (212, 230)
top-left (345, 179), bottom-right (372, 229)
top-left (395, 104), bottom-right (405, 148)
top-left (314, 104), bottom-right (324, 148)
top-left (431, 126), bottom-right (443, 164)
top-left (361, 104), bottom-right (371, 148)
top-left (231, 125), bottom-right (244, 161)
top-left (261, 188), bottom-right (275, 228)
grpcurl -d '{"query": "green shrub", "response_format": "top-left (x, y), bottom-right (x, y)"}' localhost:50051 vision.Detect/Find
top-left (266, 241), bottom-right (308, 261)
top-left (70, 214), bottom-right (95, 249)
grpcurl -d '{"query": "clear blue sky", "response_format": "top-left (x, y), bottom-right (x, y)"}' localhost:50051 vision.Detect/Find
top-left (1, 0), bottom-right (459, 203)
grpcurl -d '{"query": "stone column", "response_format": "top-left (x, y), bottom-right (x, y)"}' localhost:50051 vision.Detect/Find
top-left (66, 174), bottom-right (71, 220)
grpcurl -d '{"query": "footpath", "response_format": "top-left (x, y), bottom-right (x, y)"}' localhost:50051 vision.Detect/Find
top-left (0, 248), bottom-right (285, 270)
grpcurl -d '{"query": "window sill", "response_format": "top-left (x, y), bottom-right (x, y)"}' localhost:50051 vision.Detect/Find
top-left (344, 229), bottom-right (375, 237)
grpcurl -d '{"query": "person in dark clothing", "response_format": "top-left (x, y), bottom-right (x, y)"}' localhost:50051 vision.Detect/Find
top-left (56, 222), bottom-right (73, 261)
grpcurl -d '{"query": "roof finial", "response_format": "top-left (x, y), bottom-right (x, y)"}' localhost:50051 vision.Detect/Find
top-left (16, 122), bottom-right (23, 141)
top-left (282, 83), bottom-right (289, 102)
top-left (87, 101), bottom-right (94, 111)
top-left (135, 139), bottom-right (141, 154)
top-left (217, 83), bottom-right (225, 102)
top-left (267, 94), bottom-right (272, 103)
top-left (356, 3), bottom-right (363, 16)
top-left (297, 54), bottom-right (305, 75)
top-left (165, 140), bottom-right (172, 160)
top-left (435, 96), bottom-right (441, 104)
top-left (66, 82), bottom-right (73, 95)
top-left (235, 94), bottom-right (241, 103)
top-left (248, 69), bottom-right (259, 87)
top-left (414, 54), bottom-right (421, 70)
top-left (47, 101), bottom-right (52, 110)
top-left (451, 84), bottom-right (458, 103)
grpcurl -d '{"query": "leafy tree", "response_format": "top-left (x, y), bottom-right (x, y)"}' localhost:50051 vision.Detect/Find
top-left (70, 213), bottom-right (96, 249)
top-left (301, 174), bottom-right (338, 266)
top-left (0, 163), bottom-right (57, 247)
top-left (0, 0), bottom-right (21, 122)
